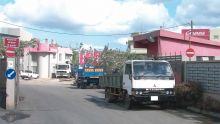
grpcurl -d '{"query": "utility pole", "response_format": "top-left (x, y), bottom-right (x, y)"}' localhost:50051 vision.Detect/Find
top-left (189, 20), bottom-right (193, 61)
top-left (190, 20), bottom-right (193, 48)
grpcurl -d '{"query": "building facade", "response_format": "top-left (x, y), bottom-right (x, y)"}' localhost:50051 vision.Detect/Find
top-left (210, 28), bottom-right (220, 41)
top-left (133, 29), bottom-right (220, 61)
top-left (22, 40), bottom-right (72, 78)
top-left (181, 28), bottom-right (220, 42)
top-left (0, 28), bottom-right (32, 41)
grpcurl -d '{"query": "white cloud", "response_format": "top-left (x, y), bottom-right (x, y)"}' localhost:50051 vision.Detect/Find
top-left (2, 0), bottom-right (172, 33)
top-left (81, 43), bottom-right (104, 50)
top-left (117, 37), bottom-right (132, 45)
top-left (176, 0), bottom-right (220, 26)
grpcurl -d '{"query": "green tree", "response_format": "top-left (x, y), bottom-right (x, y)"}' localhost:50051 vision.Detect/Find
top-left (72, 48), bottom-right (79, 65)
top-left (15, 38), bottom-right (38, 57)
top-left (0, 38), bottom-right (38, 58)
top-left (97, 45), bottom-right (142, 74)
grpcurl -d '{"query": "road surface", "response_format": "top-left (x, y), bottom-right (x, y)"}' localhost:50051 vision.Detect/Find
top-left (0, 78), bottom-right (219, 124)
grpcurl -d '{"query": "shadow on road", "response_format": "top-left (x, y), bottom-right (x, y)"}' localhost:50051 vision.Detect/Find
top-left (85, 95), bottom-right (163, 111)
top-left (1, 111), bottom-right (30, 123)
top-left (85, 94), bottom-right (220, 124)
top-left (166, 109), bottom-right (220, 124)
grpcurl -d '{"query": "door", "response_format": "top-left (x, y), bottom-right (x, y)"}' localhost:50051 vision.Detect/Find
top-left (123, 64), bottom-right (132, 95)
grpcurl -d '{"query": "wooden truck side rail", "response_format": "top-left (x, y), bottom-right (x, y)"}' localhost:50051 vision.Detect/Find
top-left (99, 75), bottom-right (123, 88)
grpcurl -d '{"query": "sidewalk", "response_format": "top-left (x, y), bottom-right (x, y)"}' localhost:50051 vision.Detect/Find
top-left (187, 106), bottom-right (220, 119)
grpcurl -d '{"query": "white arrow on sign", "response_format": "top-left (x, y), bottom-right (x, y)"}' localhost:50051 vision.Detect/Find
top-left (7, 71), bottom-right (15, 78)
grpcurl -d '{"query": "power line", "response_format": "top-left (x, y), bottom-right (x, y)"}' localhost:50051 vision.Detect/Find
top-left (0, 20), bottom-right (131, 36)
top-left (163, 23), bottom-right (190, 29)
top-left (0, 20), bottom-right (191, 36)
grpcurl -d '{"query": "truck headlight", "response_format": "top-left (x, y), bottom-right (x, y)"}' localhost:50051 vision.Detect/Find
top-left (83, 79), bottom-right (87, 82)
top-left (139, 91), bottom-right (143, 95)
top-left (136, 91), bottom-right (139, 95)
top-left (170, 91), bottom-right (173, 95)
top-left (166, 91), bottom-right (169, 95)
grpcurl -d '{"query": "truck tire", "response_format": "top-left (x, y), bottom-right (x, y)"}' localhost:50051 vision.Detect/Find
top-left (123, 93), bottom-right (133, 110)
top-left (29, 76), bottom-right (32, 80)
top-left (77, 83), bottom-right (80, 88)
top-left (105, 89), bottom-right (114, 103)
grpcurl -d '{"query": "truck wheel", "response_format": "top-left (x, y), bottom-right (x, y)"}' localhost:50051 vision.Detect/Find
top-left (80, 83), bottom-right (86, 89)
top-left (105, 89), bottom-right (113, 103)
top-left (29, 76), bottom-right (32, 80)
top-left (77, 83), bottom-right (80, 88)
top-left (123, 93), bottom-right (133, 110)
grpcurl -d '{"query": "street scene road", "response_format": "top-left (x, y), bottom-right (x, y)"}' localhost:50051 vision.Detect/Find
top-left (0, 79), bottom-right (219, 124)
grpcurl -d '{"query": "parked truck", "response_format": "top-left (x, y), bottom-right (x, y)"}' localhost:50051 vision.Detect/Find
top-left (99, 60), bottom-right (175, 109)
top-left (76, 64), bottom-right (105, 88)
top-left (55, 63), bottom-right (71, 78)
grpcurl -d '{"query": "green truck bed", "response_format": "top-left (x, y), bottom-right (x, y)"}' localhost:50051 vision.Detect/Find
top-left (99, 75), bottom-right (123, 88)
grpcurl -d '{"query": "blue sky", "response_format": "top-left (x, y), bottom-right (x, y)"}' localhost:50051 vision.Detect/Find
top-left (0, 0), bottom-right (220, 50)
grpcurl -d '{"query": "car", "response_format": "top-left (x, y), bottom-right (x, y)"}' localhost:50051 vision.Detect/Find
top-left (20, 70), bottom-right (39, 79)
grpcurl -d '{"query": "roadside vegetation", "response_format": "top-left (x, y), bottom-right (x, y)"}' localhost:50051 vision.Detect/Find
top-left (175, 81), bottom-right (220, 112)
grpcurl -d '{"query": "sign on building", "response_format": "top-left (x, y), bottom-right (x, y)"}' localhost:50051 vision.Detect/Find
top-left (182, 29), bottom-right (210, 40)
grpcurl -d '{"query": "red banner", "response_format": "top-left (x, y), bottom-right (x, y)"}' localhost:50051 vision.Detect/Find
top-left (79, 50), bottom-right (101, 65)
top-left (79, 53), bottom-right (85, 65)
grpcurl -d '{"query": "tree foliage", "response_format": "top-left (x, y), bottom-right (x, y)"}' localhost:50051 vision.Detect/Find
top-left (72, 48), bottom-right (79, 65)
top-left (97, 45), bottom-right (144, 74)
top-left (16, 38), bottom-right (38, 57)
top-left (0, 38), bottom-right (38, 58)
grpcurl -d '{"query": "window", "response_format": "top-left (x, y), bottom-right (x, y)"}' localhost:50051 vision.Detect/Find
top-left (125, 64), bottom-right (131, 74)
top-left (196, 56), bottom-right (215, 61)
top-left (32, 53), bottom-right (37, 61)
top-left (59, 53), bottom-right (62, 61)
top-left (53, 54), bottom-right (56, 59)
top-left (213, 35), bottom-right (219, 39)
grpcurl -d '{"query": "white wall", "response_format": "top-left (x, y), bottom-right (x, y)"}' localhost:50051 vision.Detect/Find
top-left (49, 53), bottom-right (57, 76)
top-left (38, 53), bottom-right (49, 78)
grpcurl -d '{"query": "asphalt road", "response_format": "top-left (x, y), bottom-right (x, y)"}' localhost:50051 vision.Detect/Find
top-left (0, 78), bottom-right (220, 124)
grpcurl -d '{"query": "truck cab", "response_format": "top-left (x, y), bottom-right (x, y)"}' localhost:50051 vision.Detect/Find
top-left (124, 60), bottom-right (175, 107)
top-left (55, 64), bottom-right (71, 78)
top-left (76, 64), bottom-right (104, 88)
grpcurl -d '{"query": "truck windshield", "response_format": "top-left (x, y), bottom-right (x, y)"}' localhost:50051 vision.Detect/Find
top-left (133, 61), bottom-right (173, 78)
top-left (57, 65), bottom-right (69, 70)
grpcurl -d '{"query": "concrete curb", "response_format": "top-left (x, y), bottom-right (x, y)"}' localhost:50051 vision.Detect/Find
top-left (187, 107), bottom-right (220, 119)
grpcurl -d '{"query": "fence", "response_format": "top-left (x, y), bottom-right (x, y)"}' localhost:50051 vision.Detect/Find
top-left (186, 61), bottom-right (220, 95)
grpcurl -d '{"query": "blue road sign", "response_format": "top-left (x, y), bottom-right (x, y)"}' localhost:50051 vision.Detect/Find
top-left (5, 69), bottom-right (16, 80)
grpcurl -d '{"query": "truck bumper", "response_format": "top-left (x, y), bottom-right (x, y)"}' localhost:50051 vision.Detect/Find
top-left (132, 95), bottom-right (175, 104)
top-left (83, 78), bottom-right (99, 86)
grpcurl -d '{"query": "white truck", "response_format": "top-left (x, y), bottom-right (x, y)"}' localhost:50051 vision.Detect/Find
top-left (20, 70), bottom-right (39, 79)
top-left (55, 64), bottom-right (71, 78)
top-left (99, 60), bottom-right (175, 109)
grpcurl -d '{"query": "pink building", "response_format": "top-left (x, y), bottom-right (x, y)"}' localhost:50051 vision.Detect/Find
top-left (133, 29), bottom-right (220, 61)
top-left (22, 40), bottom-right (72, 78)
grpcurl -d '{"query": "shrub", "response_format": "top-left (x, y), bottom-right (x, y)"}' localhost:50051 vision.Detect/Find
top-left (199, 96), bottom-right (220, 113)
top-left (175, 82), bottom-right (203, 108)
